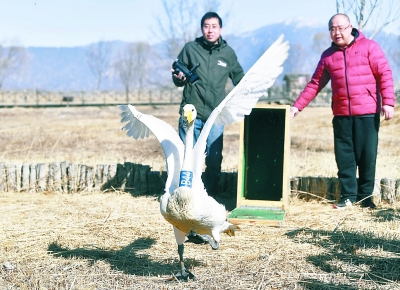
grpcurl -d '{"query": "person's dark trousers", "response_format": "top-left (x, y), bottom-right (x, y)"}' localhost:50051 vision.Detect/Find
top-left (332, 114), bottom-right (380, 203)
top-left (179, 117), bottom-right (224, 194)
top-left (203, 130), bottom-right (223, 194)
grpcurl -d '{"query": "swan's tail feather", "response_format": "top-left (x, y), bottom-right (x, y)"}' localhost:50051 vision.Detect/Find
top-left (224, 223), bottom-right (239, 237)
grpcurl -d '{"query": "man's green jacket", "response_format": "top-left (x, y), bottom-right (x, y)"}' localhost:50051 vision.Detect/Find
top-left (173, 36), bottom-right (244, 121)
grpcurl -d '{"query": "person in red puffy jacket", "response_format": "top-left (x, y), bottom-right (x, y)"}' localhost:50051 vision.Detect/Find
top-left (290, 13), bottom-right (395, 210)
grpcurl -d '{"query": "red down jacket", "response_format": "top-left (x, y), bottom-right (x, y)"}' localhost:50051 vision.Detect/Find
top-left (293, 29), bottom-right (395, 116)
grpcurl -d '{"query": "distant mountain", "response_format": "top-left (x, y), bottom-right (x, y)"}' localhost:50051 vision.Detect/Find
top-left (4, 22), bottom-right (399, 91)
top-left (229, 22), bottom-right (400, 85)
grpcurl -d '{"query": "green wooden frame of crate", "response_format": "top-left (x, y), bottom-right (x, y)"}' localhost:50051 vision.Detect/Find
top-left (228, 104), bottom-right (290, 226)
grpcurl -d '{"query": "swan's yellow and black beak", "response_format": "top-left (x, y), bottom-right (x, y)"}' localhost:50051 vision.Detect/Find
top-left (184, 110), bottom-right (194, 123)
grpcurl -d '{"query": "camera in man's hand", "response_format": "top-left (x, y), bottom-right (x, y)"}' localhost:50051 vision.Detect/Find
top-left (172, 60), bottom-right (200, 85)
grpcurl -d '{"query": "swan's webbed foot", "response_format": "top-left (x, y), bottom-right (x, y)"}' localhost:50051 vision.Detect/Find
top-left (173, 264), bottom-right (195, 281)
top-left (167, 244), bottom-right (195, 281)
top-left (185, 231), bottom-right (219, 250)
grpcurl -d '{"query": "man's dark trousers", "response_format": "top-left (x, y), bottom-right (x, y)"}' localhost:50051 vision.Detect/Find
top-left (333, 114), bottom-right (380, 203)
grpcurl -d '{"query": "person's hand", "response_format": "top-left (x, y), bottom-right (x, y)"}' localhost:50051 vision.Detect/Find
top-left (381, 105), bottom-right (394, 120)
top-left (171, 69), bottom-right (186, 82)
top-left (290, 106), bottom-right (299, 118)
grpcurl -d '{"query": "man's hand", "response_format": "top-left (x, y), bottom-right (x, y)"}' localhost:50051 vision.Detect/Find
top-left (290, 106), bottom-right (299, 118)
top-left (171, 69), bottom-right (186, 82)
top-left (381, 105), bottom-right (394, 120)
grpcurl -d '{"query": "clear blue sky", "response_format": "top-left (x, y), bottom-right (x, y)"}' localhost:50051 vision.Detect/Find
top-left (0, 0), bottom-right (399, 47)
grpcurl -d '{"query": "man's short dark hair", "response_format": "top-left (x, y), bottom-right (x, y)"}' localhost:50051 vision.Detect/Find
top-left (201, 12), bottom-right (222, 28)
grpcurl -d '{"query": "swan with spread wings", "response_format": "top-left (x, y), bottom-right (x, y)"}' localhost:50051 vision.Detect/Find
top-left (118, 34), bottom-right (289, 280)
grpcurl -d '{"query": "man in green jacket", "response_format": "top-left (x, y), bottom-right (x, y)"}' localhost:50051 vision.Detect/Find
top-left (172, 12), bottom-right (244, 196)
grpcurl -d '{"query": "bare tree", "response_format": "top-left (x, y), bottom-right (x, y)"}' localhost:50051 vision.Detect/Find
top-left (0, 43), bottom-right (28, 89)
top-left (85, 41), bottom-right (112, 90)
top-left (286, 44), bottom-right (308, 74)
top-left (312, 32), bottom-right (331, 54)
top-left (133, 42), bottom-right (151, 99)
top-left (393, 35), bottom-right (400, 66)
top-left (149, 0), bottom-right (228, 90)
top-left (153, 0), bottom-right (225, 60)
top-left (114, 42), bottom-right (151, 103)
top-left (335, 0), bottom-right (400, 39)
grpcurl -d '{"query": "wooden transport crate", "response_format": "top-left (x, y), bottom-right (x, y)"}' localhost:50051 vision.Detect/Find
top-left (228, 104), bottom-right (290, 226)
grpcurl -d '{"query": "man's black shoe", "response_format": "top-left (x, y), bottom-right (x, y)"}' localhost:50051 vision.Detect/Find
top-left (361, 201), bottom-right (377, 209)
top-left (333, 199), bottom-right (352, 210)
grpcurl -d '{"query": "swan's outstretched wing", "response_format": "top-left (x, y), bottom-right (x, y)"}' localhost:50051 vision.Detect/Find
top-left (192, 34), bottom-right (290, 188)
top-left (118, 104), bottom-right (184, 194)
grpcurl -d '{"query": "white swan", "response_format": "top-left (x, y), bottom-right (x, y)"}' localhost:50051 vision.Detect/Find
top-left (119, 103), bottom-right (234, 280)
top-left (118, 34), bottom-right (289, 280)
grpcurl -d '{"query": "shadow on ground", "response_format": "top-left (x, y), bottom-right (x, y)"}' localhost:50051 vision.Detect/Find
top-left (286, 227), bottom-right (400, 288)
top-left (297, 278), bottom-right (358, 290)
top-left (48, 237), bottom-right (203, 277)
top-left (372, 207), bottom-right (400, 222)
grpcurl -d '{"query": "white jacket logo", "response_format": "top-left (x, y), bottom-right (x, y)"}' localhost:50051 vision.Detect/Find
top-left (217, 60), bottom-right (227, 67)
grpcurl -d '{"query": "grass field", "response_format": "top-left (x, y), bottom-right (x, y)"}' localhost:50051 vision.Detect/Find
top-left (1, 104), bottom-right (399, 179)
top-left (0, 104), bottom-right (399, 289)
top-left (0, 191), bottom-right (399, 289)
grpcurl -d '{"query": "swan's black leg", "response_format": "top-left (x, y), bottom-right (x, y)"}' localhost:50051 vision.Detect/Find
top-left (172, 244), bottom-right (195, 281)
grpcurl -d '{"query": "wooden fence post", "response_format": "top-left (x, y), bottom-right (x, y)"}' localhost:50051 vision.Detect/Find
top-left (60, 161), bottom-right (68, 193)
top-left (0, 162), bottom-right (5, 192)
top-left (6, 164), bottom-right (18, 192)
top-left (94, 164), bottom-right (104, 191)
top-left (102, 164), bottom-right (109, 184)
top-left (67, 163), bottom-right (75, 193)
top-left (381, 178), bottom-right (396, 203)
top-left (21, 163), bottom-right (30, 191)
top-left (29, 163), bottom-right (37, 193)
top-left (299, 176), bottom-right (310, 200)
top-left (77, 164), bottom-right (86, 191)
top-left (148, 171), bottom-right (164, 194)
top-left (372, 179), bottom-right (381, 205)
top-left (86, 166), bottom-right (94, 192)
top-left (290, 177), bottom-right (300, 197)
top-left (52, 162), bottom-right (62, 192)
top-left (37, 163), bottom-right (47, 191)
top-left (108, 164), bottom-right (117, 184)
top-left (396, 179), bottom-right (400, 202)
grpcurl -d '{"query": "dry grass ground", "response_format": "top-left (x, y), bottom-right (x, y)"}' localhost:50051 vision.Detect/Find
top-left (1, 104), bottom-right (399, 178)
top-left (0, 192), bottom-right (399, 289)
top-left (0, 104), bottom-right (400, 289)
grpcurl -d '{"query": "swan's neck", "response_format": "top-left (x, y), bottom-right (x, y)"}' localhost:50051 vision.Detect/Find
top-left (179, 120), bottom-right (194, 188)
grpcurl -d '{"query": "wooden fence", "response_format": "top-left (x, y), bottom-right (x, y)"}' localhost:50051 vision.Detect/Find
top-left (0, 88), bottom-right (327, 108)
top-left (0, 162), bottom-right (399, 204)
top-left (290, 176), bottom-right (400, 205)
top-left (0, 89), bottom-right (183, 108)
top-left (1, 89), bottom-right (399, 108)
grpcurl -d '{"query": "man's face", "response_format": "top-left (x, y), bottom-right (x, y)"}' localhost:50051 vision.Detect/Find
top-left (202, 17), bottom-right (221, 44)
top-left (329, 15), bottom-right (353, 47)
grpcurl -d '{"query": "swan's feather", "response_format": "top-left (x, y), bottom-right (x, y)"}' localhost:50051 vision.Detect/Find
top-left (118, 34), bottom-right (289, 251)
top-left (118, 104), bottom-right (184, 194)
top-left (165, 186), bottom-right (233, 241)
top-left (192, 34), bottom-right (289, 183)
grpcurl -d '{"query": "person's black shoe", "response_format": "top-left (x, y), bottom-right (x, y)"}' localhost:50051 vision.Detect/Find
top-left (333, 199), bottom-right (352, 210)
top-left (361, 201), bottom-right (377, 209)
